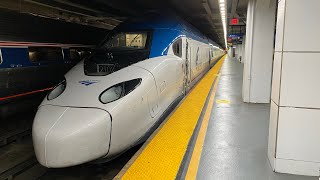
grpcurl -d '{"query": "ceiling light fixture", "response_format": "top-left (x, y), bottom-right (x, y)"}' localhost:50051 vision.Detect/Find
top-left (219, 0), bottom-right (227, 49)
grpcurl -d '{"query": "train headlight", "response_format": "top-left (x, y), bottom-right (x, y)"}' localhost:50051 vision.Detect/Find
top-left (47, 80), bottom-right (66, 100)
top-left (99, 78), bottom-right (142, 104)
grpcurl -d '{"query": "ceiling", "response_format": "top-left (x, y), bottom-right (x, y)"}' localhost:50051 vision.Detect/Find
top-left (0, 0), bottom-right (248, 47)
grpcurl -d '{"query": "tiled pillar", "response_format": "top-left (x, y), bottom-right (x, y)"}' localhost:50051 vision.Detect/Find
top-left (235, 44), bottom-right (241, 62)
top-left (241, 35), bottom-right (245, 63)
top-left (228, 48), bottom-right (232, 57)
top-left (238, 44), bottom-right (243, 62)
top-left (235, 44), bottom-right (239, 59)
top-left (242, 0), bottom-right (276, 103)
top-left (268, 0), bottom-right (320, 176)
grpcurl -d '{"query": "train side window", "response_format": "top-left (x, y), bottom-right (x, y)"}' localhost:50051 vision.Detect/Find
top-left (0, 49), bottom-right (2, 65)
top-left (69, 48), bottom-right (92, 62)
top-left (69, 49), bottom-right (81, 61)
top-left (172, 38), bottom-right (182, 57)
top-left (28, 47), bottom-right (63, 63)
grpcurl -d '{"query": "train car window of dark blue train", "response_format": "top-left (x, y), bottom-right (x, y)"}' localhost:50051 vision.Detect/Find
top-left (0, 48), bottom-right (2, 65)
top-left (28, 47), bottom-right (63, 63)
top-left (69, 48), bottom-right (92, 62)
top-left (173, 38), bottom-right (182, 57)
top-left (69, 49), bottom-right (81, 61)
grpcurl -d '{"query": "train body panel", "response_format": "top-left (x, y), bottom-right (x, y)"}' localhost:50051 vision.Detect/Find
top-left (32, 14), bottom-right (225, 167)
top-left (41, 61), bottom-right (154, 108)
top-left (32, 105), bottom-right (111, 168)
top-left (134, 56), bottom-right (184, 112)
top-left (36, 60), bottom-right (160, 161)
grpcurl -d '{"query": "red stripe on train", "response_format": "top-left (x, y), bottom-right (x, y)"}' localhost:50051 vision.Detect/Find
top-left (0, 87), bottom-right (53, 101)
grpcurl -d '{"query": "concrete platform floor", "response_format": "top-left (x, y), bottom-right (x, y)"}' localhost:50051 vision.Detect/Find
top-left (196, 56), bottom-right (317, 180)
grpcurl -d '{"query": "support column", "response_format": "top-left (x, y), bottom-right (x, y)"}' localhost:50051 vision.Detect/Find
top-left (228, 47), bottom-right (232, 57)
top-left (268, 0), bottom-right (320, 176)
top-left (241, 35), bottom-right (245, 63)
top-left (238, 43), bottom-right (243, 62)
top-left (235, 44), bottom-right (239, 59)
top-left (242, 0), bottom-right (276, 103)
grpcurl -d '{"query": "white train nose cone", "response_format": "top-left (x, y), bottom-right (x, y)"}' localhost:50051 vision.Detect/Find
top-left (32, 105), bottom-right (111, 168)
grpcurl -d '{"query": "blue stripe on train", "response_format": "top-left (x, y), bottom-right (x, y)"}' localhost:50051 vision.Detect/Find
top-left (114, 15), bottom-right (221, 58)
top-left (1, 48), bottom-right (30, 68)
top-left (0, 47), bottom-right (67, 69)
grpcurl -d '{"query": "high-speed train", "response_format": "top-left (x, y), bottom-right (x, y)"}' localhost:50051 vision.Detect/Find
top-left (32, 14), bottom-right (224, 168)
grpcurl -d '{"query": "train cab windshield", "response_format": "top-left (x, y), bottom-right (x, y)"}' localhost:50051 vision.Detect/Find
top-left (84, 31), bottom-right (152, 76)
top-left (104, 32), bottom-right (148, 50)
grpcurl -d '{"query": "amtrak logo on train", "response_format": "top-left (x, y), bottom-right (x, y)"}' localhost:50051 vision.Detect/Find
top-left (79, 80), bottom-right (100, 86)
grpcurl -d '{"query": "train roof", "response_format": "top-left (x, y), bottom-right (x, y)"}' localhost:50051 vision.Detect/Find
top-left (114, 14), bottom-right (221, 48)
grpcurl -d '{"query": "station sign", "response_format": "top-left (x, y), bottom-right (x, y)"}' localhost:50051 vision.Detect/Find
top-left (228, 34), bottom-right (243, 38)
top-left (230, 18), bottom-right (239, 25)
top-left (228, 34), bottom-right (244, 45)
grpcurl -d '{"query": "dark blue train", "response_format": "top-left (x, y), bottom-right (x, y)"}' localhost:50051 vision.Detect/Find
top-left (0, 9), bottom-right (107, 120)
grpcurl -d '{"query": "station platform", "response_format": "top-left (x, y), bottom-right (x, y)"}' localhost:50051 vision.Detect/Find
top-left (115, 56), bottom-right (317, 180)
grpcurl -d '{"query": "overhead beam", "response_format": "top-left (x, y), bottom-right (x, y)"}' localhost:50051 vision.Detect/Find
top-left (24, 0), bottom-right (97, 18)
top-left (0, 0), bottom-right (119, 29)
top-left (52, 0), bottom-right (122, 23)
top-left (230, 0), bottom-right (239, 18)
top-left (53, 0), bottom-right (106, 14)
top-left (202, 0), bottom-right (222, 45)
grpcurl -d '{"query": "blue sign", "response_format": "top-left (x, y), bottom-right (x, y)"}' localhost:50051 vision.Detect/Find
top-left (228, 34), bottom-right (244, 38)
top-left (79, 80), bottom-right (99, 86)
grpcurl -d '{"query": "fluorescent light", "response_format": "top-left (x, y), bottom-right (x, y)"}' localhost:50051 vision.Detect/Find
top-left (218, 0), bottom-right (227, 48)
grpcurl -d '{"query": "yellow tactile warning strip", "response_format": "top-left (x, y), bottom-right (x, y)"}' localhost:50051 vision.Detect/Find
top-left (185, 74), bottom-right (220, 179)
top-left (216, 99), bottom-right (231, 104)
top-left (120, 56), bottom-right (226, 180)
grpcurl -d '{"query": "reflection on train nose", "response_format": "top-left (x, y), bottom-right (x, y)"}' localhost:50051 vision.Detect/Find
top-left (32, 105), bottom-right (111, 168)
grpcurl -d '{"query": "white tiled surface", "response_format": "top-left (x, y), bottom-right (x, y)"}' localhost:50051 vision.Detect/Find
top-left (283, 0), bottom-right (320, 52)
top-left (242, 0), bottom-right (275, 103)
top-left (280, 52), bottom-right (320, 108)
top-left (271, 52), bottom-right (282, 105)
top-left (276, 107), bottom-right (320, 163)
top-left (267, 100), bottom-right (279, 170)
top-left (275, 158), bottom-right (320, 176)
top-left (274, 0), bottom-right (286, 52)
top-left (269, 0), bottom-right (320, 176)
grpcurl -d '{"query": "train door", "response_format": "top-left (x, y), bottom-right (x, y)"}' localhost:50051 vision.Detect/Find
top-left (183, 39), bottom-right (191, 95)
top-left (209, 48), bottom-right (212, 65)
top-left (187, 39), bottom-right (192, 85)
